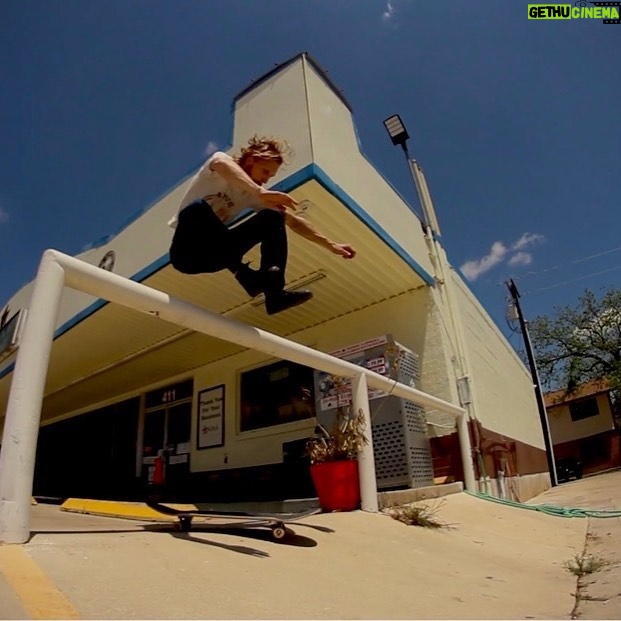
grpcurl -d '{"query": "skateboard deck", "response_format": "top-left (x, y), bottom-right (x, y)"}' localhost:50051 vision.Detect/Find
top-left (146, 501), bottom-right (320, 540)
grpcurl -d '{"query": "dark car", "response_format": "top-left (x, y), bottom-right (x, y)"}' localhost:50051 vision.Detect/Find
top-left (555, 458), bottom-right (584, 483)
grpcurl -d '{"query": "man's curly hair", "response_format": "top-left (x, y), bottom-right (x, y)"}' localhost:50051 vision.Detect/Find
top-left (234, 135), bottom-right (294, 168)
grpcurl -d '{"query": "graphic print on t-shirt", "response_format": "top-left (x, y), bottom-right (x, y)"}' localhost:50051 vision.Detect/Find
top-left (204, 191), bottom-right (235, 222)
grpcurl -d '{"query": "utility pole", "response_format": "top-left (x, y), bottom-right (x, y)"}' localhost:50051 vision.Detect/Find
top-left (506, 279), bottom-right (558, 487)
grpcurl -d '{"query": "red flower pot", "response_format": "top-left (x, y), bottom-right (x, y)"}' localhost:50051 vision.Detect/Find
top-left (310, 459), bottom-right (360, 512)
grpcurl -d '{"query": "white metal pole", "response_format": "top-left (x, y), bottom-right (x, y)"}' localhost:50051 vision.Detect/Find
top-left (407, 157), bottom-right (481, 492)
top-left (456, 413), bottom-right (476, 492)
top-left (351, 373), bottom-right (378, 512)
top-left (408, 159), bottom-right (442, 236)
top-left (415, 163), bottom-right (442, 236)
top-left (55, 251), bottom-right (465, 417)
top-left (0, 251), bottom-right (66, 544)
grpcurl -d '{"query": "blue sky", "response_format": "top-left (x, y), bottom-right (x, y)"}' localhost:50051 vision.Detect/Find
top-left (1, 0), bottom-right (620, 348)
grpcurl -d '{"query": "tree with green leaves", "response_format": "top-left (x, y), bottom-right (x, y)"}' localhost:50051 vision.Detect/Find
top-left (528, 288), bottom-right (621, 397)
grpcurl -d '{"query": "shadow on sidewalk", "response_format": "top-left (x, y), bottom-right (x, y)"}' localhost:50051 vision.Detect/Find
top-left (29, 519), bottom-right (329, 556)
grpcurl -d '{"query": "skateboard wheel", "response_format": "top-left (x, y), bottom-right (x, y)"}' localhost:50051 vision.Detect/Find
top-left (272, 526), bottom-right (287, 540)
top-left (179, 516), bottom-right (193, 532)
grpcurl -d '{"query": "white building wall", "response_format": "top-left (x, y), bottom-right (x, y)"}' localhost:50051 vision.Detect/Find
top-left (190, 289), bottom-right (437, 472)
top-left (419, 297), bottom-right (461, 436)
top-left (302, 59), bottom-right (434, 281)
top-left (450, 271), bottom-right (545, 450)
top-left (548, 394), bottom-right (614, 445)
top-left (7, 290), bottom-right (439, 472)
top-left (232, 60), bottom-right (313, 172)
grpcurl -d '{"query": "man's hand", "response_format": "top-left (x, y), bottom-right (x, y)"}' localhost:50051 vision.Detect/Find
top-left (285, 212), bottom-right (357, 258)
top-left (330, 243), bottom-right (356, 259)
top-left (257, 188), bottom-right (298, 213)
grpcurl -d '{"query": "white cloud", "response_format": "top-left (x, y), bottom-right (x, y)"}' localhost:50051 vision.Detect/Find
top-left (0, 208), bottom-right (8, 223)
top-left (460, 241), bottom-right (507, 281)
top-left (382, 1), bottom-right (396, 22)
top-left (460, 232), bottom-right (545, 281)
top-left (508, 252), bottom-right (533, 267)
top-left (204, 141), bottom-right (219, 157)
top-left (512, 233), bottom-right (544, 251)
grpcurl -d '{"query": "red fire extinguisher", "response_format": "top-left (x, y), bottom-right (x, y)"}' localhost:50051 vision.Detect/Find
top-left (152, 450), bottom-right (166, 486)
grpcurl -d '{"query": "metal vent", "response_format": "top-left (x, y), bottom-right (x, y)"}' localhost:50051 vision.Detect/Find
top-left (404, 401), bottom-right (427, 434)
top-left (396, 350), bottom-right (420, 385)
top-left (409, 446), bottom-right (435, 483)
top-left (372, 420), bottom-right (409, 483)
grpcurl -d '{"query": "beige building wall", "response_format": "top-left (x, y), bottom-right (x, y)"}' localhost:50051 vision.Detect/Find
top-left (190, 289), bottom-right (435, 472)
top-left (232, 59), bottom-right (314, 171)
top-left (9, 290), bottom-right (438, 472)
top-left (450, 271), bottom-right (545, 450)
top-left (417, 294), bottom-right (461, 435)
top-left (548, 393), bottom-right (614, 445)
top-left (302, 59), bottom-right (434, 283)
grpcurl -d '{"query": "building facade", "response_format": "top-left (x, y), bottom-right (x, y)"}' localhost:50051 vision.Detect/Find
top-left (545, 379), bottom-right (620, 476)
top-left (0, 53), bottom-right (551, 503)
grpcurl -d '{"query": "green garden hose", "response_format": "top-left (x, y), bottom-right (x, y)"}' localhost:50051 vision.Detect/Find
top-left (466, 490), bottom-right (621, 518)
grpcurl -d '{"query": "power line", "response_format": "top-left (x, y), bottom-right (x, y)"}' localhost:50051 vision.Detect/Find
top-left (516, 244), bottom-right (621, 280)
top-left (523, 264), bottom-right (621, 295)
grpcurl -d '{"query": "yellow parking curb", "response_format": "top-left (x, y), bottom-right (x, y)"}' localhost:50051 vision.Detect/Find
top-left (60, 498), bottom-right (195, 521)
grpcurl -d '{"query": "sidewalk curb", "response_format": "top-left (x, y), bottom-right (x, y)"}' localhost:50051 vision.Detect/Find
top-left (60, 498), bottom-right (184, 522)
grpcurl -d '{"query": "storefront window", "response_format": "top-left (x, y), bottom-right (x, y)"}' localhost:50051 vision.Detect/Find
top-left (240, 360), bottom-right (316, 431)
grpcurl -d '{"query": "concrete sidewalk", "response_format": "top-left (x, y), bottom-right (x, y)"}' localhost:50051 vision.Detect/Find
top-left (529, 469), bottom-right (621, 620)
top-left (1, 471), bottom-right (620, 620)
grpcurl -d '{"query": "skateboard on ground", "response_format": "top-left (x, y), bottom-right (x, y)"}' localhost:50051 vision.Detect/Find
top-left (146, 501), bottom-right (320, 541)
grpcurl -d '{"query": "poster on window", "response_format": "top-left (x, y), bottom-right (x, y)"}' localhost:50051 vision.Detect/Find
top-left (316, 353), bottom-right (389, 412)
top-left (197, 385), bottom-right (225, 449)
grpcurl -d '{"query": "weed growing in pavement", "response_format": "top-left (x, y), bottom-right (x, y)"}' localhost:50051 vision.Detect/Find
top-left (385, 499), bottom-right (452, 529)
top-left (564, 553), bottom-right (609, 578)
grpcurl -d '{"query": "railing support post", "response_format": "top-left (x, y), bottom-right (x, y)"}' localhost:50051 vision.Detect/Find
top-left (0, 251), bottom-right (65, 543)
top-left (352, 373), bottom-right (379, 512)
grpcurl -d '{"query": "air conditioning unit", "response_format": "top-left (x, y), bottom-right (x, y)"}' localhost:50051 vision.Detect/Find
top-left (313, 334), bottom-right (434, 490)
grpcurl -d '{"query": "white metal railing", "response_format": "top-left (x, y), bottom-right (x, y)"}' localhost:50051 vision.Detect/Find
top-left (0, 249), bottom-right (473, 544)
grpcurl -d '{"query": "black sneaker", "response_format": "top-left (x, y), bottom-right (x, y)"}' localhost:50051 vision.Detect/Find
top-left (265, 289), bottom-right (313, 315)
top-left (234, 264), bottom-right (264, 297)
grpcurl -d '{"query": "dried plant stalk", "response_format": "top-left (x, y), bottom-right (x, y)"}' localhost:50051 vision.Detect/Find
top-left (307, 406), bottom-right (368, 464)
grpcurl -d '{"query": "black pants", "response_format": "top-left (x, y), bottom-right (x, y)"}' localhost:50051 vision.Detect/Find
top-left (169, 200), bottom-right (287, 288)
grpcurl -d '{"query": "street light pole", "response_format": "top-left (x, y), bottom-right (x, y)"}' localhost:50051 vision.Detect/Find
top-left (506, 279), bottom-right (558, 487)
top-left (383, 114), bottom-right (479, 494)
top-left (383, 114), bottom-right (441, 236)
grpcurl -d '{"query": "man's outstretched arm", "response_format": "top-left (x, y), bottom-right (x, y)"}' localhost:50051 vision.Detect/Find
top-left (284, 212), bottom-right (356, 259)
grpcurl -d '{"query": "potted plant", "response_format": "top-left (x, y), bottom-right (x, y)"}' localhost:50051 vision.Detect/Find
top-left (306, 404), bottom-right (369, 512)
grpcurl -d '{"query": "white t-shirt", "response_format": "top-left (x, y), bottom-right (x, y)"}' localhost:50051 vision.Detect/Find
top-left (168, 151), bottom-right (260, 228)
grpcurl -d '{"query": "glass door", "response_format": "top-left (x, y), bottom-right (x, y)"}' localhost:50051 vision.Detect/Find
top-left (142, 409), bottom-right (165, 483)
top-left (165, 402), bottom-right (192, 490)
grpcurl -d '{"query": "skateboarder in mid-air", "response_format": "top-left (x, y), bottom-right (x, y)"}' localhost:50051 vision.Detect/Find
top-left (168, 136), bottom-right (356, 315)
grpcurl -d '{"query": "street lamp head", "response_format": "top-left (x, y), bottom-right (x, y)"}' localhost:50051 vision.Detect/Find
top-left (383, 114), bottom-right (410, 147)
